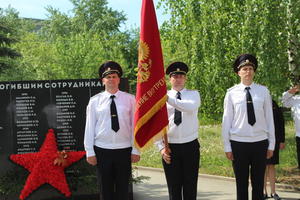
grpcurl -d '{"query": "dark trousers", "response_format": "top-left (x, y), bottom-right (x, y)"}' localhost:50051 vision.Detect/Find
top-left (296, 136), bottom-right (300, 168)
top-left (231, 140), bottom-right (268, 200)
top-left (94, 146), bottom-right (132, 200)
top-left (162, 139), bottom-right (200, 200)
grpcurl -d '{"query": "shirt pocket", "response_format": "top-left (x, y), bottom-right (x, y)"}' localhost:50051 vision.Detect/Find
top-left (117, 104), bottom-right (132, 139)
top-left (117, 104), bottom-right (131, 118)
top-left (253, 96), bottom-right (264, 111)
top-left (95, 101), bottom-right (110, 121)
top-left (232, 97), bottom-right (245, 114)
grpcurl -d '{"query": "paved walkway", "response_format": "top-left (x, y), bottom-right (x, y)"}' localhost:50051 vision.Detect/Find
top-left (133, 167), bottom-right (300, 200)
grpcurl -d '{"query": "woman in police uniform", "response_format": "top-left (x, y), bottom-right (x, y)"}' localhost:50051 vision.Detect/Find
top-left (221, 54), bottom-right (275, 200)
top-left (264, 100), bottom-right (285, 200)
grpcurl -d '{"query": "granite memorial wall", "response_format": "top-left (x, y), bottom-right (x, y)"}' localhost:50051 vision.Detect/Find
top-left (0, 78), bottom-right (128, 174)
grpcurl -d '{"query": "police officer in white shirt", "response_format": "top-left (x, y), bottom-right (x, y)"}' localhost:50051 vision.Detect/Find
top-left (222, 54), bottom-right (275, 200)
top-left (282, 84), bottom-right (300, 169)
top-left (157, 62), bottom-right (201, 200)
top-left (84, 61), bottom-right (140, 200)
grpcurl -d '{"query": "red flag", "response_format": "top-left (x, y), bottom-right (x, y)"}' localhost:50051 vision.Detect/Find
top-left (134, 0), bottom-right (168, 149)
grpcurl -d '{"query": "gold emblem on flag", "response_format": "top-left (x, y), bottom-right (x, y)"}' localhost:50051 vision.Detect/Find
top-left (138, 40), bottom-right (152, 83)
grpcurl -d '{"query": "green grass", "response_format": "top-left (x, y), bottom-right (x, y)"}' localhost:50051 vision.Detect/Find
top-left (137, 121), bottom-right (299, 187)
top-left (136, 144), bottom-right (162, 168)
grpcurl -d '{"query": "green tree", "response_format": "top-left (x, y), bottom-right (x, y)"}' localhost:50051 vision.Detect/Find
top-left (0, 8), bottom-right (21, 73)
top-left (43, 0), bottom-right (126, 38)
top-left (70, 0), bottom-right (126, 34)
top-left (4, 0), bottom-right (139, 92)
top-left (159, 0), bottom-right (291, 121)
top-left (287, 0), bottom-right (300, 84)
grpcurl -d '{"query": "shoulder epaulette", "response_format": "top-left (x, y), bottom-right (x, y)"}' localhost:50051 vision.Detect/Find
top-left (227, 84), bottom-right (239, 92)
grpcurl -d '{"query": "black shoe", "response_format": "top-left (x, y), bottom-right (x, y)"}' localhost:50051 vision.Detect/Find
top-left (264, 193), bottom-right (269, 199)
top-left (271, 193), bottom-right (281, 200)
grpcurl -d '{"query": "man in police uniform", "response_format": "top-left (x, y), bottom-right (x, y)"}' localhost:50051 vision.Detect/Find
top-left (222, 54), bottom-right (275, 200)
top-left (84, 61), bottom-right (140, 200)
top-left (282, 84), bottom-right (300, 170)
top-left (156, 61), bottom-right (201, 200)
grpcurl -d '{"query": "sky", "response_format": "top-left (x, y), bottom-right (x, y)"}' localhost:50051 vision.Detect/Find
top-left (0, 0), bottom-right (170, 29)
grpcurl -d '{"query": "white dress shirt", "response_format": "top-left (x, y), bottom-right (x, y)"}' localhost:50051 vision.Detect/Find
top-left (282, 91), bottom-right (300, 137)
top-left (222, 83), bottom-right (275, 152)
top-left (84, 90), bottom-right (139, 157)
top-left (156, 88), bottom-right (201, 151)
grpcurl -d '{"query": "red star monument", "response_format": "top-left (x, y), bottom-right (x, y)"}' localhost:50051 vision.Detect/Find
top-left (10, 129), bottom-right (86, 200)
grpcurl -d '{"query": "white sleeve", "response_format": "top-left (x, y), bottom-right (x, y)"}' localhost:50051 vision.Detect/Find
top-left (265, 89), bottom-right (275, 150)
top-left (167, 91), bottom-right (200, 112)
top-left (84, 100), bottom-right (96, 157)
top-left (154, 138), bottom-right (165, 152)
top-left (282, 91), bottom-right (296, 108)
top-left (221, 92), bottom-right (234, 152)
top-left (130, 96), bottom-right (140, 155)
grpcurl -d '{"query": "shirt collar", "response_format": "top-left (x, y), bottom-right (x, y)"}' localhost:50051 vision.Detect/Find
top-left (103, 90), bottom-right (120, 98)
top-left (239, 83), bottom-right (254, 90)
top-left (170, 88), bottom-right (186, 95)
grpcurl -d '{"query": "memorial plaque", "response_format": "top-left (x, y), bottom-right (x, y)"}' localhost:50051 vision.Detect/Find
top-left (10, 80), bottom-right (51, 154)
top-left (50, 79), bottom-right (101, 151)
top-left (0, 78), bottom-right (127, 156)
top-left (0, 78), bottom-right (129, 200)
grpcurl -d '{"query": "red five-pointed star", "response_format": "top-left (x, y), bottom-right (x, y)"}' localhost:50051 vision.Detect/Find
top-left (10, 129), bottom-right (86, 200)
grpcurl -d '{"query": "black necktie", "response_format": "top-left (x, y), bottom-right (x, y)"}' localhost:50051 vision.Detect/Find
top-left (110, 95), bottom-right (120, 132)
top-left (174, 92), bottom-right (182, 126)
top-left (245, 87), bottom-right (256, 126)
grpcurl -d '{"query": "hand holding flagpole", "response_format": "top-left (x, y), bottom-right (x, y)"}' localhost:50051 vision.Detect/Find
top-left (162, 134), bottom-right (171, 164)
